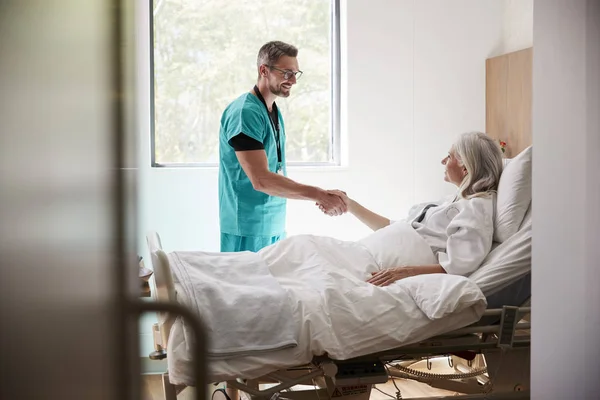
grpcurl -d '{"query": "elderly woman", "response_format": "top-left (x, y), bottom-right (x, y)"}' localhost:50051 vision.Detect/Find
top-left (324, 131), bottom-right (504, 287)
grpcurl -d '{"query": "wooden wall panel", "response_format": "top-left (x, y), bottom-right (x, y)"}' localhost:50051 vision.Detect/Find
top-left (486, 47), bottom-right (533, 157)
top-left (486, 52), bottom-right (509, 150)
top-left (506, 48), bottom-right (533, 156)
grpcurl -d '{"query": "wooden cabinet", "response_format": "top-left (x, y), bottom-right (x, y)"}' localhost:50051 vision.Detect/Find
top-left (486, 47), bottom-right (533, 157)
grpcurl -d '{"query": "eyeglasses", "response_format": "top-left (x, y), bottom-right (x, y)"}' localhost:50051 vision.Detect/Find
top-left (267, 65), bottom-right (303, 80)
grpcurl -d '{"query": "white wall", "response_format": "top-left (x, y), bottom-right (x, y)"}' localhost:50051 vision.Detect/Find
top-left (136, 0), bottom-right (527, 361)
top-left (499, 0), bottom-right (534, 55)
top-left (531, 0), bottom-right (600, 397)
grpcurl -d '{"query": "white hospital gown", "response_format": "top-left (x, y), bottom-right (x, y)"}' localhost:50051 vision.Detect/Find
top-left (404, 194), bottom-right (495, 276)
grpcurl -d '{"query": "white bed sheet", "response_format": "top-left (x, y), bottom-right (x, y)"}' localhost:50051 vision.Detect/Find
top-left (166, 222), bottom-right (488, 385)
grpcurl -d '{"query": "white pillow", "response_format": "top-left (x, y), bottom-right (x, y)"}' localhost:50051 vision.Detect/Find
top-left (494, 146), bottom-right (532, 242)
top-left (470, 204), bottom-right (532, 296)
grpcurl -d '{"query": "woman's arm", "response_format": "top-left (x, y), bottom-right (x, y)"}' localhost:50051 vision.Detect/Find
top-left (347, 199), bottom-right (391, 231)
top-left (408, 264), bottom-right (447, 275)
top-left (323, 190), bottom-right (390, 231)
top-left (367, 264), bottom-right (446, 287)
top-left (438, 197), bottom-right (494, 276)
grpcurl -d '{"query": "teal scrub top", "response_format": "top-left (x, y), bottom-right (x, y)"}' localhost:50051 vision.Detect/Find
top-left (218, 92), bottom-right (287, 237)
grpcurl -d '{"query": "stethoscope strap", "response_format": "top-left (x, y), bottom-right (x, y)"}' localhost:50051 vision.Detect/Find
top-left (253, 85), bottom-right (282, 164)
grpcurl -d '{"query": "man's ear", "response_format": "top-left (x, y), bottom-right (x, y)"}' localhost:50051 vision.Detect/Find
top-left (260, 64), bottom-right (268, 77)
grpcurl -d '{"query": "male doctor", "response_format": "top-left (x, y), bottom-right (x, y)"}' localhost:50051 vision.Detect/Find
top-left (218, 41), bottom-right (346, 252)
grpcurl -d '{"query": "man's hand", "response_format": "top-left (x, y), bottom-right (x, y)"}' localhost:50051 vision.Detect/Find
top-left (315, 190), bottom-right (347, 216)
top-left (316, 189), bottom-right (350, 216)
top-left (367, 267), bottom-right (414, 287)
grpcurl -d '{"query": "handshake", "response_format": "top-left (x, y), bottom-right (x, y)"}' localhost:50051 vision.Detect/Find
top-left (315, 189), bottom-right (350, 217)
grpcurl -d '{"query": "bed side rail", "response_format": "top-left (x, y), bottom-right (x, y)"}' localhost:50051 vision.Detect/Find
top-left (345, 306), bottom-right (531, 362)
top-left (449, 306), bottom-right (530, 337)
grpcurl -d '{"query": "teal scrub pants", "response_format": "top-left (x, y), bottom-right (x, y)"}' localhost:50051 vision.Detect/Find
top-left (220, 232), bottom-right (286, 253)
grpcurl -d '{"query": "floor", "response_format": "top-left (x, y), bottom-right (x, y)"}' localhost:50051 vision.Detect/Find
top-left (141, 378), bottom-right (459, 400)
top-left (141, 358), bottom-right (463, 399)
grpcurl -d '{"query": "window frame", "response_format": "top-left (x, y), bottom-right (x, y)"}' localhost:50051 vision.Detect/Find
top-left (149, 0), bottom-right (341, 168)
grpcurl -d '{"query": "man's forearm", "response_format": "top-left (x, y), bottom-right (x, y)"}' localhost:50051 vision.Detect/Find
top-left (253, 172), bottom-right (321, 201)
top-left (348, 200), bottom-right (390, 231)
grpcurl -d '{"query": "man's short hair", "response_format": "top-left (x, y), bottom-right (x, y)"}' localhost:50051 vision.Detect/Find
top-left (257, 41), bottom-right (298, 68)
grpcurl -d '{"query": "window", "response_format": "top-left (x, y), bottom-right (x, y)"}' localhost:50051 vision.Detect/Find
top-left (151, 0), bottom-right (341, 167)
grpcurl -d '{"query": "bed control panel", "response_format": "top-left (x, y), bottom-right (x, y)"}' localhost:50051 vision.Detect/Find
top-left (333, 360), bottom-right (388, 386)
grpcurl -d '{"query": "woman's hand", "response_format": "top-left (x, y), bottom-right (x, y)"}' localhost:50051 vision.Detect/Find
top-left (367, 267), bottom-right (414, 287)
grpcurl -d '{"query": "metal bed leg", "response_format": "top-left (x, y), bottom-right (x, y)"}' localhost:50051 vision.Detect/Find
top-left (162, 373), bottom-right (178, 400)
top-left (483, 348), bottom-right (530, 393)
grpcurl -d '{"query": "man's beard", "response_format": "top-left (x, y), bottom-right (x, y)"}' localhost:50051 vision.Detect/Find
top-left (269, 83), bottom-right (290, 98)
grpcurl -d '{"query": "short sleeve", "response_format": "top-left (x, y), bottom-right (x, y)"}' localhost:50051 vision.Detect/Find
top-left (238, 107), bottom-right (266, 144)
top-left (223, 103), bottom-right (267, 145)
top-left (438, 197), bottom-right (494, 276)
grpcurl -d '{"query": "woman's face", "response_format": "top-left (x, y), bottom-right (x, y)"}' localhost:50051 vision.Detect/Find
top-left (441, 148), bottom-right (467, 186)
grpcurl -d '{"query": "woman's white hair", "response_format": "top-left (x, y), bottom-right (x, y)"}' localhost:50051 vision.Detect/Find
top-left (453, 131), bottom-right (503, 199)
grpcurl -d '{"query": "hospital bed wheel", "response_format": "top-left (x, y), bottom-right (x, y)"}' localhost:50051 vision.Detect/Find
top-left (149, 349), bottom-right (167, 360)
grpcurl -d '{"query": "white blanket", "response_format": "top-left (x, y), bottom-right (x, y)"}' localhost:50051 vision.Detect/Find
top-left (168, 251), bottom-right (298, 359)
top-left (167, 222), bottom-right (488, 385)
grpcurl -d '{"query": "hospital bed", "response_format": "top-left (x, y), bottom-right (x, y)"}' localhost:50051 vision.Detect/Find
top-left (146, 147), bottom-right (533, 400)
